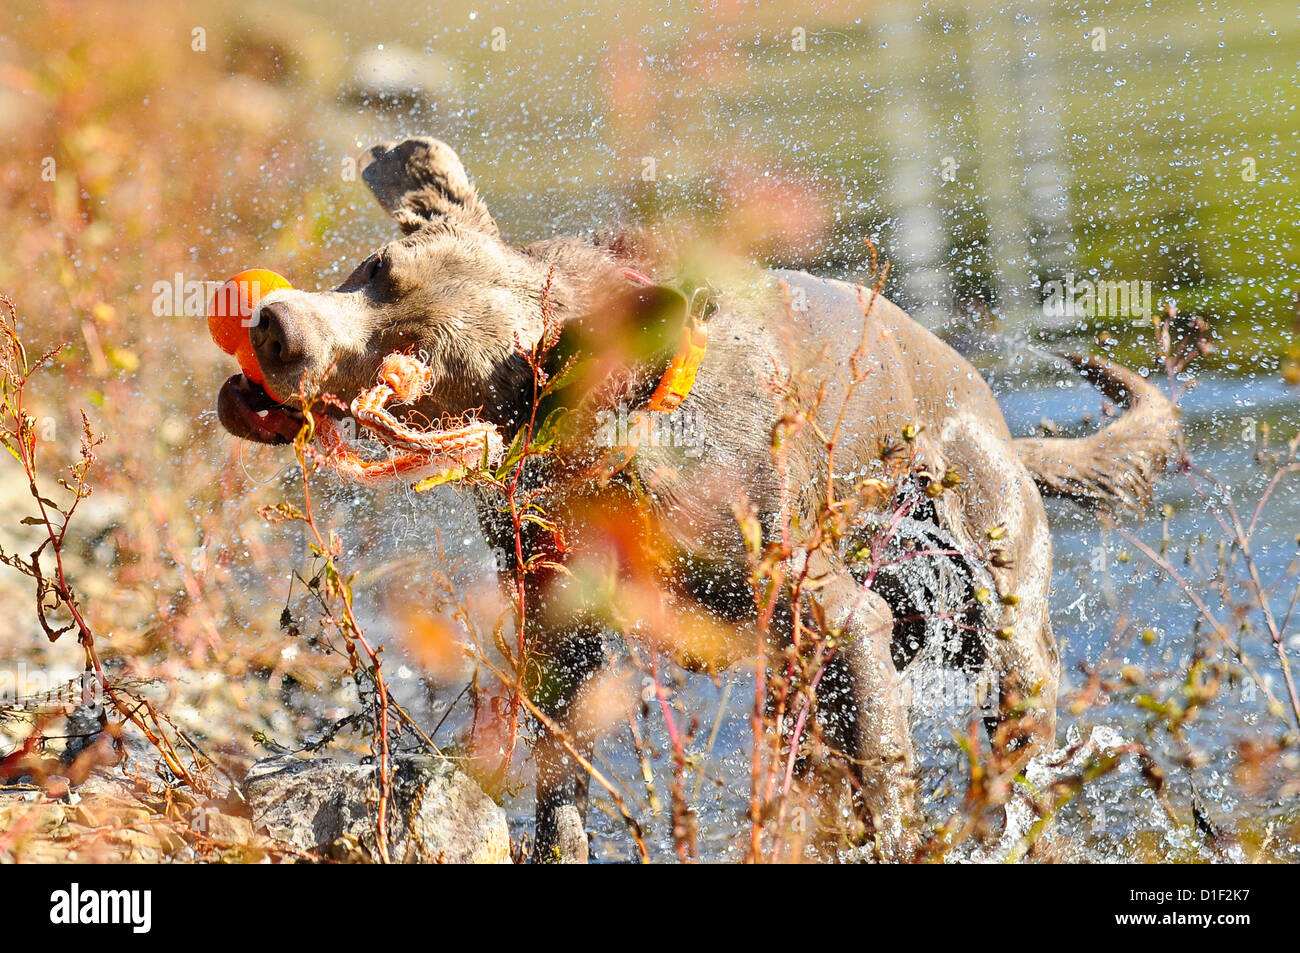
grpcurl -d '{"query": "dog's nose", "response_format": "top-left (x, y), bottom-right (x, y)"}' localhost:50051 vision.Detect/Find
top-left (250, 300), bottom-right (305, 373)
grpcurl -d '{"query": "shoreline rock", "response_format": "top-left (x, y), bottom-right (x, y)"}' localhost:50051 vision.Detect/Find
top-left (242, 752), bottom-right (509, 864)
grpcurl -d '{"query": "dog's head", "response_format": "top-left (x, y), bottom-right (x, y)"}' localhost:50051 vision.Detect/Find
top-left (216, 137), bottom-right (557, 444)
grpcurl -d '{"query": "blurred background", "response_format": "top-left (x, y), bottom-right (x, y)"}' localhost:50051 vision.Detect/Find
top-left (1, 0), bottom-right (1298, 861)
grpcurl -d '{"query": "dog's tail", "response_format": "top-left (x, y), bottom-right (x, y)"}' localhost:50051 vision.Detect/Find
top-left (1013, 354), bottom-right (1181, 518)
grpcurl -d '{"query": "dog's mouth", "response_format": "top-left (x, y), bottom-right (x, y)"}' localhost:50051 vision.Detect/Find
top-left (217, 374), bottom-right (306, 445)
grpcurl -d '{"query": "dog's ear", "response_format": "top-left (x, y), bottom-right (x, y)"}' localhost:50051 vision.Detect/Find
top-left (543, 283), bottom-right (690, 410)
top-left (360, 137), bottom-right (497, 236)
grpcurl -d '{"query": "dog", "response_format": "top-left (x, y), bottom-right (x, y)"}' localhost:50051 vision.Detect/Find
top-left (216, 137), bottom-right (1180, 862)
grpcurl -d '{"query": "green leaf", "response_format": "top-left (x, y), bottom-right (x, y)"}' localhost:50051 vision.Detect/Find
top-left (530, 405), bottom-right (570, 453)
top-left (412, 466), bottom-right (469, 492)
top-left (496, 427), bottom-right (529, 474)
top-left (520, 512), bottom-right (557, 533)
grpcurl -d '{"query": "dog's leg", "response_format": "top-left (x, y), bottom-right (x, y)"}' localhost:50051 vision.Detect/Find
top-left (807, 552), bottom-right (920, 861)
top-left (988, 611), bottom-right (1058, 757)
top-left (530, 629), bottom-right (605, 864)
top-left (985, 502), bottom-right (1059, 760)
top-left (474, 499), bottom-right (602, 863)
top-left (932, 414), bottom-right (1060, 757)
top-left (982, 516), bottom-right (1058, 860)
top-left (927, 414), bottom-right (1060, 859)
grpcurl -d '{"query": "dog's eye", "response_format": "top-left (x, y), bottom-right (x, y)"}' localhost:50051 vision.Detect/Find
top-left (339, 254), bottom-right (388, 291)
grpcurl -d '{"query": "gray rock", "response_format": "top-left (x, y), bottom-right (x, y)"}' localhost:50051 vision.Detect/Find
top-left (242, 753), bottom-right (509, 864)
top-left (344, 45), bottom-right (458, 107)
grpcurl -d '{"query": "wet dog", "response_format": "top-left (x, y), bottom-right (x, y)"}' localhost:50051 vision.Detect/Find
top-left (216, 137), bottom-right (1179, 861)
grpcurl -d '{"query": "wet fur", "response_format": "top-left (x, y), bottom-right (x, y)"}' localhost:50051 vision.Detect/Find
top-left (216, 137), bottom-right (1180, 862)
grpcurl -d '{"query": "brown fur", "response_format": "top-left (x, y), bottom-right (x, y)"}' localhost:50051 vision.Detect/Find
top-left (1013, 355), bottom-right (1181, 517)
top-left (214, 137), bottom-right (1181, 862)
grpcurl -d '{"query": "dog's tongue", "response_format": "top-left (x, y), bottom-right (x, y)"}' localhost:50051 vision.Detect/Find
top-left (220, 373), bottom-right (304, 443)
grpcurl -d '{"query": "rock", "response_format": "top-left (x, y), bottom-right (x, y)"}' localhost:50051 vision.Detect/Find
top-left (242, 753), bottom-right (509, 864)
top-left (68, 802), bottom-right (101, 827)
top-left (343, 45), bottom-right (458, 108)
top-left (107, 827), bottom-right (164, 862)
top-left (0, 769), bottom-right (285, 863)
top-left (201, 812), bottom-right (255, 844)
top-left (150, 821), bottom-right (190, 854)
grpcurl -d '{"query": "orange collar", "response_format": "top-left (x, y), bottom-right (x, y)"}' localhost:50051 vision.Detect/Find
top-left (646, 313), bottom-right (708, 412)
top-left (620, 270), bottom-right (712, 413)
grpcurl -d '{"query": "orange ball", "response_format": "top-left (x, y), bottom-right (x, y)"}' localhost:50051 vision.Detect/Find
top-left (207, 269), bottom-right (292, 392)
